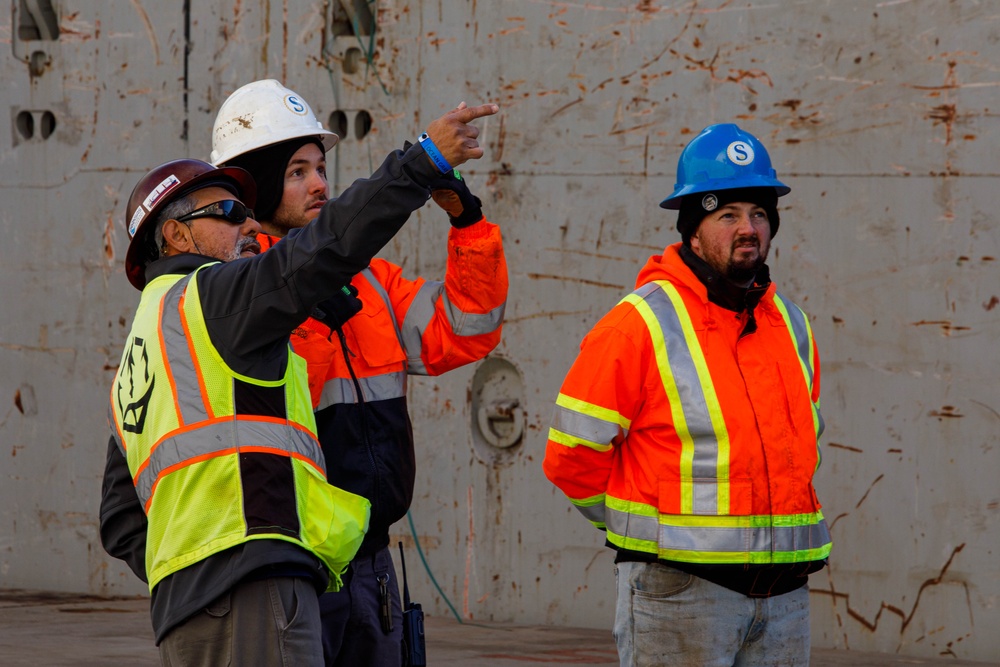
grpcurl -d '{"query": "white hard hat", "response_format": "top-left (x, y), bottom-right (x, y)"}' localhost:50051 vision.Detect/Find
top-left (210, 79), bottom-right (339, 166)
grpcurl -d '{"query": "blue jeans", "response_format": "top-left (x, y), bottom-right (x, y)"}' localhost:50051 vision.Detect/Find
top-left (320, 546), bottom-right (404, 667)
top-left (613, 561), bottom-right (811, 667)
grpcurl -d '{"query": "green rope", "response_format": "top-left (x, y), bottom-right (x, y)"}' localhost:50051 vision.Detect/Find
top-left (350, 1), bottom-right (390, 96)
top-left (406, 510), bottom-right (464, 624)
top-left (321, 0), bottom-right (390, 96)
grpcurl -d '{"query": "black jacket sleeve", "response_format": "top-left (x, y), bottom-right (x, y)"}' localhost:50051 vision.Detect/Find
top-left (99, 435), bottom-right (148, 583)
top-left (196, 142), bottom-right (437, 372)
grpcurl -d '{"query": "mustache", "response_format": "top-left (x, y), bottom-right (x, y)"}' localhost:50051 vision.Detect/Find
top-left (236, 236), bottom-right (257, 252)
top-left (230, 235), bottom-right (260, 260)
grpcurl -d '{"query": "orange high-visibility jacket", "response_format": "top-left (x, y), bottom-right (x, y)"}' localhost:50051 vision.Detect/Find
top-left (543, 243), bottom-right (831, 566)
top-left (260, 218), bottom-right (507, 555)
top-left (259, 218), bottom-right (508, 405)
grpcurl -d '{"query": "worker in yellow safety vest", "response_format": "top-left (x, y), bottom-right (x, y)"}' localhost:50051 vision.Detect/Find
top-left (100, 100), bottom-right (499, 666)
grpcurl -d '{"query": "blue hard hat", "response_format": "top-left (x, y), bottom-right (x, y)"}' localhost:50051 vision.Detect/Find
top-left (660, 124), bottom-right (790, 210)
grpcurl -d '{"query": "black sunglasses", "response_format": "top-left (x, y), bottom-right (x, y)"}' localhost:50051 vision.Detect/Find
top-left (175, 200), bottom-right (254, 225)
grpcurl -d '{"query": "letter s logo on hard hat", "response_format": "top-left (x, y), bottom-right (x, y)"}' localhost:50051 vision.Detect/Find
top-left (659, 123), bottom-right (789, 210)
top-left (727, 141), bottom-right (754, 166)
top-left (284, 94), bottom-right (308, 115)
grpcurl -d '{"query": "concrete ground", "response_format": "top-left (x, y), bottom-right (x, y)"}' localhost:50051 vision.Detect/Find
top-left (0, 590), bottom-right (995, 666)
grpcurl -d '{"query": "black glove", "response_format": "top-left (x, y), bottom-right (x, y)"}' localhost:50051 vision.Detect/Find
top-left (312, 285), bottom-right (363, 330)
top-left (426, 169), bottom-right (483, 228)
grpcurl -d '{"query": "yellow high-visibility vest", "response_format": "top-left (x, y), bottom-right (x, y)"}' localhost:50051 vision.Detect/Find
top-left (109, 268), bottom-right (370, 591)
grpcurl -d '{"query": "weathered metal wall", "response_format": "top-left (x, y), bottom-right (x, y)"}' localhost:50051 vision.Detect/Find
top-left (1, 1), bottom-right (997, 661)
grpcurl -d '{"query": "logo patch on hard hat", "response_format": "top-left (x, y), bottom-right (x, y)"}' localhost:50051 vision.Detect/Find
top-left (701, 194), bottom-right (718, 211)
top-left (143, 174), bottom-right (181, 213)
top-left (726, 141), bottom-right (755, 166)
top-left (128, 207), bottom-right (146, 238)
top-left (284, 94), bottom-right (308, 115)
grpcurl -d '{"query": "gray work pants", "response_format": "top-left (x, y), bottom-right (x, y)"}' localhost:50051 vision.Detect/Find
top-left (159, 576), bottom-right (323, 667)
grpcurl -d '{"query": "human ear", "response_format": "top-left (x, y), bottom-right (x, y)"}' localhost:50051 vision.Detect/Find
top-left (689, 231), bottom-right (702, 256)
top-left (160, 219), bottom-right (195, 256)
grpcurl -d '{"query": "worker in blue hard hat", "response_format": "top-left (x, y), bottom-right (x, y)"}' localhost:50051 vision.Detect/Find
top-left (544, 123), bottom-right (830, 666)
top-left (662, 123), bottom-right (789, 284)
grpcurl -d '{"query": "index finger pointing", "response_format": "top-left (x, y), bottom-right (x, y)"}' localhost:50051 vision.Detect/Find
top-left (450, 103), bottom-right (500, 124)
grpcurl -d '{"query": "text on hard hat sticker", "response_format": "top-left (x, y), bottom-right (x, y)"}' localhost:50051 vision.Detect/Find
top-left (726, 141), bottom-right (755, 166)
top-left (143, 174), bottom-right (181, 214)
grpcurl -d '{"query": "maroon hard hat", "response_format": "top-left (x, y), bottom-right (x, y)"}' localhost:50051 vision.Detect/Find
top-left (123, 158), bottom-right (257, 290)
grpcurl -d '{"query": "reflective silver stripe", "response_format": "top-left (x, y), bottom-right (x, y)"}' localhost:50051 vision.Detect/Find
top-left (606, 506), bottom-right (658, 544)
top-left (312, 269), bottom-right (409, 408)
top-left (160, 275), bottom-right (210, 424)
top-left (605, 508), bottom-right (831, 555)
top-left (774, 292), bottom-right (814, 387)
top-left (316, 370), bottom-right (407, 409)
top-left (399, 276), bottom-right (506, 375)
top-left (551, 403), bottom-right (626, 446)
top-left (399, 281), bottom-right (443, 375)
top-left (774, 292), bottom-right (825, 439)
top-left (441, 292), bottom-right (506, 336)
top-left (134, 419), bottom-right (323, 507)
top-left (359, 269), bottom-right (403, 342)
top-left (641, 284), bottom-right (720, 514)
top-left (358, 267), bottom-right (420, 376)
top-left (575, 501), bottom-right (607, 525)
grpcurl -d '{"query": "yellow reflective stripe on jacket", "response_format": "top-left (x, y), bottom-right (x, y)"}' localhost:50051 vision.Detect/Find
top-left (623, 281), bottom-right (731, 515)
top-left (548, 393), bottom-right (630, 453)
top-left (603, 495), bottom-right (832, 564)
top-left (772, 292), bottom-right (825, 465)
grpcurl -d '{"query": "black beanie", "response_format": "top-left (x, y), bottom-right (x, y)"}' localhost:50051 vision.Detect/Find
top-left (676, 187), bottom-right (780, 244)
top-left (223, 137), bottom-right (324, 222)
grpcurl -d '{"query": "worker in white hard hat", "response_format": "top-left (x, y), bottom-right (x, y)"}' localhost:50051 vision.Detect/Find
top-left (211, 80), bottom-right (508, 667)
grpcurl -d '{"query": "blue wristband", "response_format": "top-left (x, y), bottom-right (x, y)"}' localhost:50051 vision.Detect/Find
top-left (418, 132), bottom-right (453, 174)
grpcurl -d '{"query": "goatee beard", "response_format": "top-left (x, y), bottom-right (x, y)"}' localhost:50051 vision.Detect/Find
top-left (726, 240), bottom-right (766, 284)
top-left (726, 262), bottom-right (761, 284)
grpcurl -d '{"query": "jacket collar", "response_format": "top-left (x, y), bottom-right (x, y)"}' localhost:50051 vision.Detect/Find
top-left (678, 243), bottom-right (771, 314)
top-left (143, 253), bottom-right (218, 286)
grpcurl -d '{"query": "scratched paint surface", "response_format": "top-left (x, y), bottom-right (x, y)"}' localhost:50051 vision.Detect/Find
top-left (0, 1), bottom-right (997, 661)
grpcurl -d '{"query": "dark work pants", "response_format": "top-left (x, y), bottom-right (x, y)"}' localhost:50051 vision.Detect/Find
top-left (321, 545), bottom-right (404, 667)
top-left (159, 576), bottom-right (323, 667)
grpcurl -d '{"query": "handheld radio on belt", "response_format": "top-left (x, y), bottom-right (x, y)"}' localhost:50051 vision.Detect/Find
top-left (398, 542), bottom-right (426, 667)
